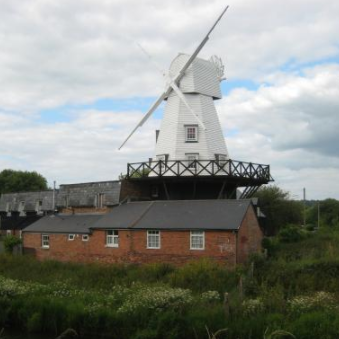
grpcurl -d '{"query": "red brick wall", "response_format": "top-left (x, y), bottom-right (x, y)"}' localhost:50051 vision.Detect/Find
top-left (59, 207), bottom-right (110, 214)
top-left (23, 229), bottom-right (238, 266)
top-left (236, 205), bottom-right (263, 264)
top-left (23, 205), bottom-right (263, 266)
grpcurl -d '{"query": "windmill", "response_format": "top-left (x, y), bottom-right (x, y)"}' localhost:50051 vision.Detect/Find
top-left (119, 5), bottom-right (272, 200)
top-left (119, 5), bottom-right (230, 162)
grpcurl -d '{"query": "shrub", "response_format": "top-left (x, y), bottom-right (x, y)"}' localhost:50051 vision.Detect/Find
top-left (278, 225), bottom-right (303, 243)
top-left (3, 235), bottom-right (22, 254)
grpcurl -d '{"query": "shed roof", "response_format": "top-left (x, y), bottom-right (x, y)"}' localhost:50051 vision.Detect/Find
top-left (23, 214), bottom-right (104, 234)
top-left (92, 199), bottom-right (252, 231)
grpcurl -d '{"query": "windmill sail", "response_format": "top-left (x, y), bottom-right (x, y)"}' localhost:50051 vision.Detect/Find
top-left (118, 5), bottom-right (229, 150)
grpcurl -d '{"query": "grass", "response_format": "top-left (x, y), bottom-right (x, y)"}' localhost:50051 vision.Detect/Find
top-left (1, 226), bottom-right (339, 338)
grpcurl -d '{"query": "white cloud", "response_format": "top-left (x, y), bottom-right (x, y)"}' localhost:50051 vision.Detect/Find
top-left (217, 64), bottom-right (339, 199)
top-left (0, 0), bottom-right (339, 200)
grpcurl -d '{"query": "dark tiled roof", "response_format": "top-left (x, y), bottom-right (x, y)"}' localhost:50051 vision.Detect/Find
top-left (23, 214), bottom-right (104, 234)
top-left (0, 215), bottom-right (42, 230)
top-left (92, 200), bottom-right (252, 231)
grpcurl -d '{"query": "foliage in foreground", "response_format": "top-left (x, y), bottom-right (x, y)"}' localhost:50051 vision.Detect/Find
top-left (2, 235), bottom-right (22, 254)
top-left (1, 226), bottom-right (339, 338)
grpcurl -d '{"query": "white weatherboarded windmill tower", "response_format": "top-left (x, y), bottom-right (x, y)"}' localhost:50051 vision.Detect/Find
top-left (154, 53), bottom-right (229, 166)
top-left (119, 6), bottom-right (271, 200)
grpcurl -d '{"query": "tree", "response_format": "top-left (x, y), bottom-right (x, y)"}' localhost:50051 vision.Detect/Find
top-left (0, 169), bottom-right (48, 194)
top-left (253, 185), bottom-right (303, 235)
top-left (307, 198), bottom-right (339, 228)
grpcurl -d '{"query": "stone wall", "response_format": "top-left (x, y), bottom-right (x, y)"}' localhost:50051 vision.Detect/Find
top-left (0, 180), bottom-right (121, 216)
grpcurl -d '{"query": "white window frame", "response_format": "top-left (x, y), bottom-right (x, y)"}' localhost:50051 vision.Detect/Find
top-left (6, 230), bottom-right (11, 236)
top-left (42, 234), bottom-right (50, 249)
top-left (106, 230), bottom-right (119, 247)
top-left (185, 125), bottom-right (198, 142)
top-left (68, 234), bottom-right (75, 241)
top-left (186, 153), bottom-right (199, 171)
top-left (190, 231), bottom-right (205, 250)
top-left (216, 154), bottom-right (227, 167)
top-left (82, 234), bottom-right (89, 242)
top-left (147, 230), bottom-right (161, 249)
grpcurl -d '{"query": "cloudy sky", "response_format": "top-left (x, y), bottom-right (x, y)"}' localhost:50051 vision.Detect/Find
top-left (0, 0), bottom-right (338, 200)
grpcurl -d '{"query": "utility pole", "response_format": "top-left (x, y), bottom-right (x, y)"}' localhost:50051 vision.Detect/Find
top-left (317, 201), bottom-right (320, 229)
top-left (303, 188), bottom-right (306, 227)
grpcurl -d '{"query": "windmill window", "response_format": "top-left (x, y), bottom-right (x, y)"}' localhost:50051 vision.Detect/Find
top-left (216, 154), bottom-right (227, 167)
top-left (186, 153), bottom-right (199, 171)
top-left (106, 230), bottom-right (119, 247)
top-left (42, 234), bottom-right (50, 249)
top-left (185, 125), bottom-right (198, 142)
top-left (190, 231), bottom-right (205, 250)
top-left (147, 230), bottom-right (160, 249)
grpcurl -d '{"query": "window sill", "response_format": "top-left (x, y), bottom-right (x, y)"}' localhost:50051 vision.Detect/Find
top-left (185, 141), bottom-right (198, 143)
top-left (147, 247), bottom-right (161, 250)
top-left (105, 245), bottom-right (119, 248)
top-left (190, 248), bottom-right (205, 251)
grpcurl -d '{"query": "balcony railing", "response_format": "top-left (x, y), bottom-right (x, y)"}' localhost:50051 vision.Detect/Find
top-left (127, 159), bottom-right (271, 182)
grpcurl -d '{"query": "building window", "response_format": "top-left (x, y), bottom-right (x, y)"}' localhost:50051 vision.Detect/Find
top-left (186, 153), bottom-right (199, 171)
top-left (96, 193), bottom-right (105, 208)
top-left (5, 202), bottom-right (11, 212)
top-left (42, 234), bottom-right (50, 248)
top-left (190, 231), bottom-right (205, 250)
top-left (185, 125), bottom-right (198, 142)
top-left (6, 230), bottom-right (11, 236)
top-left (68, 234), bottom-right (75, 241)
top-left (82, 234), bottom-right (89, 242)
top-left (36, 200), bottom-right (43, 212)
top-left (147, 230), bottom-right (160, 249)
top-left (216, 154), bottom-right (227, 167)
top-left (18, 201), bottom-right (25, 213)
top-left (106, 230), bottom-right (119, 247)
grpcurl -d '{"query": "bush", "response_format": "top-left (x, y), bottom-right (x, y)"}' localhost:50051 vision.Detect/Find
top-left (278, 225), bottom-right (303, 243)
top-left (3, 235), bottom-right (22, 254)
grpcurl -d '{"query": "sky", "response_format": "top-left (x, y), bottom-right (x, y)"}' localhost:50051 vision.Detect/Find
top-left (0, 0), bottom-right (339, 200)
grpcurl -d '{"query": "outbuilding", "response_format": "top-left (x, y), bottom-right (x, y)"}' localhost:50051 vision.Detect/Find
top-left (23, 199), bottom-right (263, 266)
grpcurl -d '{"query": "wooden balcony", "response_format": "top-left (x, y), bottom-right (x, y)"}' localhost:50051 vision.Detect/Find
top-left (126, 159), bottom-right (272, 184)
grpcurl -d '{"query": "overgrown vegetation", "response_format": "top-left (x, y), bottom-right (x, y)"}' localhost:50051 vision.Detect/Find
top-left (2, 235), bottom-right (22, 254)
top-left (1, 224), bottom-right (339, 339)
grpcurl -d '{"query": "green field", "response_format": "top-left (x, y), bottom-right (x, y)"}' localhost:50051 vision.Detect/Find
top-left (1, 226), bottom-right (339, 339)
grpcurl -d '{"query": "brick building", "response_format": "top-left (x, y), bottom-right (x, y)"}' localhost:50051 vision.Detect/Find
top-left (23, 199), bottom-right (263, 266)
